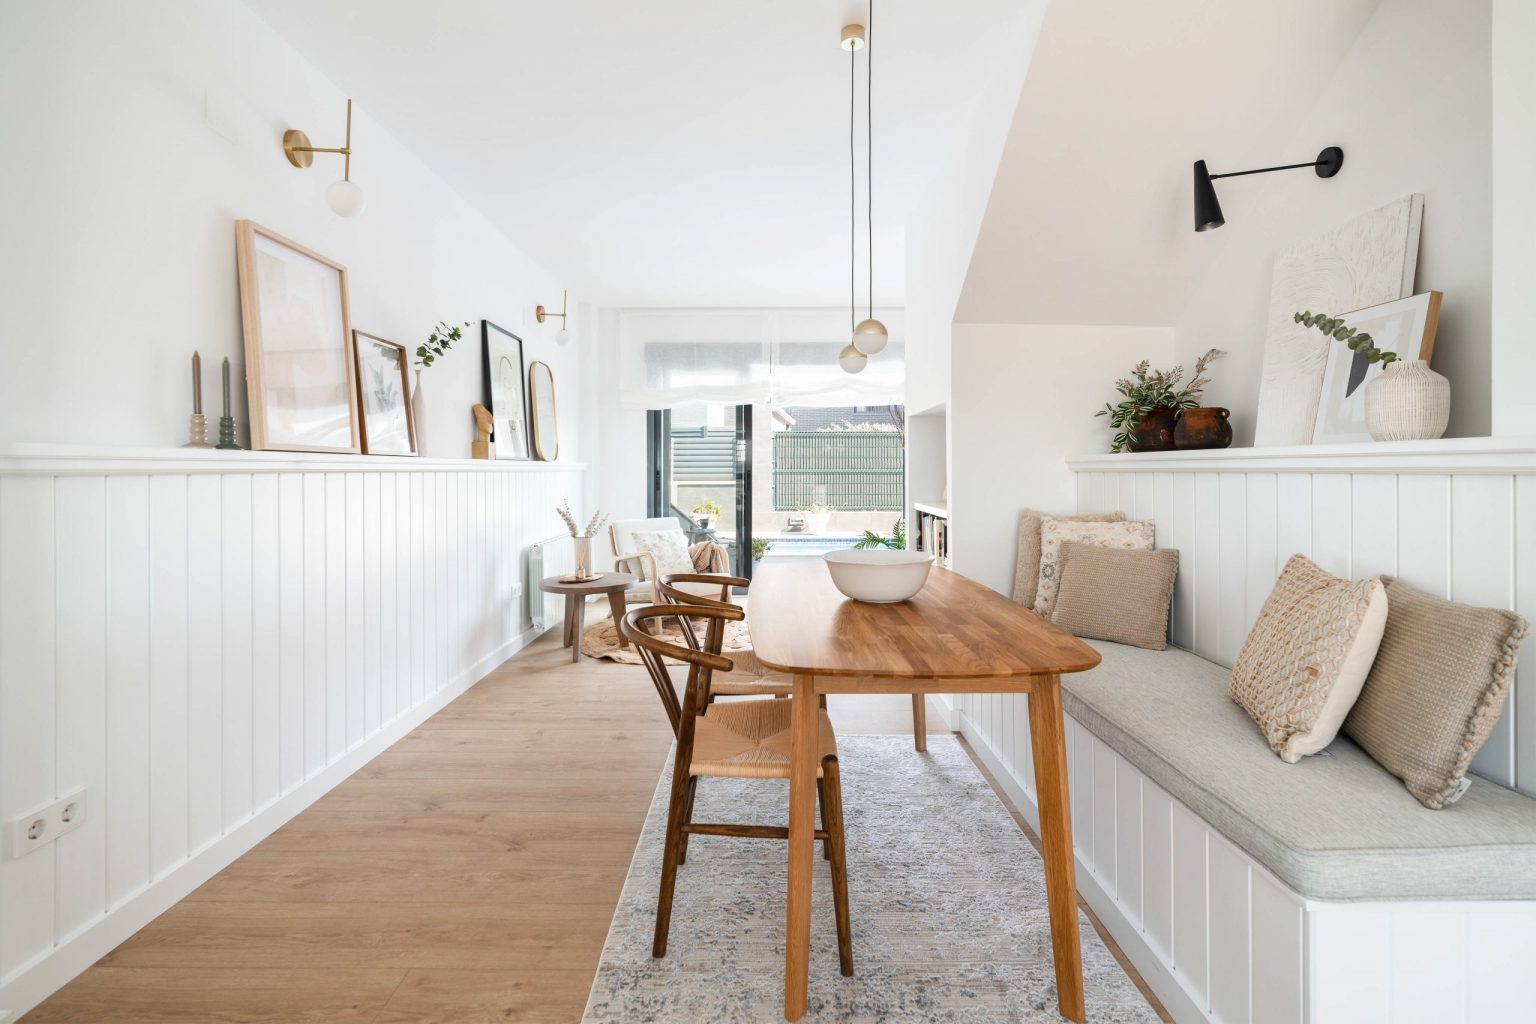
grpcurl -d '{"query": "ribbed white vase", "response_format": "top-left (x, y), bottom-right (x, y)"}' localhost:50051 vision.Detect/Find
top-left (1364, 359), bottom-right (1449, 442)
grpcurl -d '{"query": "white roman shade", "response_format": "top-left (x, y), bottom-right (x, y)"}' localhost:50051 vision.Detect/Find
top-left (618, 308), bottom-right (904, 409)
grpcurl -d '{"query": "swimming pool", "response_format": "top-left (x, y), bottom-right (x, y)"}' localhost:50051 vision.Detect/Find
top-left (758, 534), bottom-right (862, 558)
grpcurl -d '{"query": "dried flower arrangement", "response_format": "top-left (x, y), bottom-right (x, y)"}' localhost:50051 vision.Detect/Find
top-left (557, 500), bottom-right (608, 539)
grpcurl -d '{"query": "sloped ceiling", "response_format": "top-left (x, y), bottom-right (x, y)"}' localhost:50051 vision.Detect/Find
top-left (955, 0), bottom-right (1384, 325)
top-left (243, 0), bottom-right (1038, 308)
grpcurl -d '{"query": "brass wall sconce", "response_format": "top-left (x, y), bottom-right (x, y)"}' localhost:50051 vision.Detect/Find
top-left (535, 289), bottom-right (571, 345)
top-left (283, 98), bottom-right (366, 217)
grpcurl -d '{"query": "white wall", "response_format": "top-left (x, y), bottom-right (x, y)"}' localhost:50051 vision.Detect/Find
top-left (948, 324), bottom-right (1173, 595)
top-left (1174, 0), bottom-right (1493, 446)
top-left (902, 1), bottom-right (1046, 418)
top-left (1491, 0), bottom-right (1536, 437)
top-left (0, 0), bottom-right (582, 459)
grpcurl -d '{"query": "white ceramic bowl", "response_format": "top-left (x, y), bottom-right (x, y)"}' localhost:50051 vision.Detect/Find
top-left (822, 549), bottom-right (935, 603)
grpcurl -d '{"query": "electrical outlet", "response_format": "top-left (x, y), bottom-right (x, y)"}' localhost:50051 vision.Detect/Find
top-left (5, 788), bottom-right (87, 860)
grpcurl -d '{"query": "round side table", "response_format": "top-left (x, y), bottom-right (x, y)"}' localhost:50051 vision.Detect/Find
top-left (539, 572), bottom-right (638, 663)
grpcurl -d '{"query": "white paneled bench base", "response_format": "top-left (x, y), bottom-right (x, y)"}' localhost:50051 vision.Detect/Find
top-left (0, 446), bottom-right (586, 1018)
top-left (955, 439), bottom-right (1536, 1024)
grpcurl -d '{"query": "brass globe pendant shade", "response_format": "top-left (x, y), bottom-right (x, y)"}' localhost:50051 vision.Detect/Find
top-left (838, 343), bottom-right (869, 374)
top-left (853, 318), bottom-right (888, 355)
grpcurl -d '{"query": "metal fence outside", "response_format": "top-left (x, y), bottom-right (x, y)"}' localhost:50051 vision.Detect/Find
top-left (772, 432), bottom-right (905, 511)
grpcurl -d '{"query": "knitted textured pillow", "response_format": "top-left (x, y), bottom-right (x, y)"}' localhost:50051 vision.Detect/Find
top-left (1012, 509), bottom-right (1124, 607)
top-left (1034, 517), bottom-right (1155, 619)
top-left (1051, 542), bottom-right (1180, 651)
top-left (1343, 577), bottom-right (1529, 808)
top-left (1229, 554), bottom-right (1388, 764)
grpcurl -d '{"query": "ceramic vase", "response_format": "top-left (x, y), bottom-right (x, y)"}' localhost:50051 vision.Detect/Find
top-left (1173, 407), bottom-right (1233, 450)
top-left (411, 369), bottom-right (428, 455)
top-left (1364, 360), bottom-right (1449, 442)
top-left (1129, 406), bottom-right (1178, 452)
top-left (573, 536), bottom-right (593, 579)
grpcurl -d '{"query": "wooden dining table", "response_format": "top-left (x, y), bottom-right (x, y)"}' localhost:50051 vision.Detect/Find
top-left (749, 561), bottom-right (1102, 1022)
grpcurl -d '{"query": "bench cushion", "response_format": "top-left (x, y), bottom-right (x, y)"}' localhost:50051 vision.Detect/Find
top-left (1063, 641), bottom-right (1536, 901)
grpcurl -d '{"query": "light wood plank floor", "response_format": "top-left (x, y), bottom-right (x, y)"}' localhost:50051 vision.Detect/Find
top-left (25, 625), bottom-right (1159, 1023)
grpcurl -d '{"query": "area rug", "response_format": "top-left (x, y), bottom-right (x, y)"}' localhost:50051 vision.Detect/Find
top-left (581, 735), bottom-right (1162, 1023)
top-left (581, 615), bottom-right (757, 665)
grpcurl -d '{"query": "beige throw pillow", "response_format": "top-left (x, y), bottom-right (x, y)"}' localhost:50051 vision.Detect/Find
top-left (1052, 542), bottom-right (1179, 651)
top-left (1343, 577), bottom-right (1529, 808)
top-left (1013, 509), bottom-right (1124, 607)
top-left (630, 530), bottom-right (694, 580)
top-left (1229, 555), bottom-right (1388, 764)
top-left (1034, 517), bottom-right (1155, 619)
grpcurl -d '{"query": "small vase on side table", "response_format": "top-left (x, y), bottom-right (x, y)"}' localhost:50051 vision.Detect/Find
top-left (1364, 360), bottom-right (1450, 441)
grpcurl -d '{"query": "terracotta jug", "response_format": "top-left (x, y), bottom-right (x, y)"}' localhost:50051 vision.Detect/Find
top-left (1129, 406), bottom-right (1178, 452)
top-left (1173, 407), bottom-right (1232, 450)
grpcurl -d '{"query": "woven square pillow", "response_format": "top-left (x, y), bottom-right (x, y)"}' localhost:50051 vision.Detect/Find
top-left (1343, 577), bottom-right (1529, 808)
top-left (1052, 542), bottom-right (1179, 651)
top-left (1013, 509), bottom-right (1124, 607)
top-left (1229, 554), bottom-right (1388, 763)
top-left (630, 530), bottom-right (694, 581)
top-left (1034, 517), bottom-right (1155, 619)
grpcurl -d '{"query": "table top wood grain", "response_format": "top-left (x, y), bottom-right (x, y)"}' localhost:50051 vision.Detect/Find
top-left (748, 561), bottom-right (1101, 681)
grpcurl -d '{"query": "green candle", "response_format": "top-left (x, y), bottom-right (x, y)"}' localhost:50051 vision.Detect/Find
top-left (222, 357), bottom-right (231, 416)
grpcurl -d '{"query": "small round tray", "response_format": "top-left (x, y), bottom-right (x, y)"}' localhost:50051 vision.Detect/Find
top-left (558, 573), bottom-right (605, 584)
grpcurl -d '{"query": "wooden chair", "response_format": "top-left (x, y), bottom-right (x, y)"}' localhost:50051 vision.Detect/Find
top-left (620, 603), bottom-right (853, 976)
top-left (657, 572), bottom-right (792, 697)
top-left (659, 572), bottom-right (931, 750)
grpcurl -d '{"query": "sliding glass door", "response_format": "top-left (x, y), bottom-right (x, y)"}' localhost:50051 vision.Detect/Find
top-left (647, 403), bottom-right (755, 580)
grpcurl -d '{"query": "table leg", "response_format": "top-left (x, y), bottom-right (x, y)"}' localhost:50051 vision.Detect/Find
top-left (784, 673), bottom-right (818, 1021)
top-left (911, 693), bottom-right (928, 753)
top-left (1028, 675), bottom-right (1084, 1023)
top-left (608, 589), bottom-right (629, 648)
top-left (570, 597), bottom-right (586, 664)
top-left (561, 597), bottom-right (575, 649)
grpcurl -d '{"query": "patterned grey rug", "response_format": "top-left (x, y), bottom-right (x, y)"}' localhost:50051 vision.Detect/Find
top-left (582, 735), bottom-right (1162, 1023)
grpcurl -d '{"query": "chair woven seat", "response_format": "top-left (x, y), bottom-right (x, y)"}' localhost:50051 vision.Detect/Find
top-left (692, 699), bottom-right (837, 779)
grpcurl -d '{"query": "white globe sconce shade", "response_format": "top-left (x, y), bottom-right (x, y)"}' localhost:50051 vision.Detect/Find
top-left (326, 179), bottom-right (366, 217)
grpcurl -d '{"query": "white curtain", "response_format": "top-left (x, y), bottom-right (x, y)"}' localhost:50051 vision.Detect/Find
top-left (618, 308), bottom-right (905, 409)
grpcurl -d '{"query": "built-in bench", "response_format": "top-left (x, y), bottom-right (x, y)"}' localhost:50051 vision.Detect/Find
top-left (957, 444), bottom-right (1536, 1023)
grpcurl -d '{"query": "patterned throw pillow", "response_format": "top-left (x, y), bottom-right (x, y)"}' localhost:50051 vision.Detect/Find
top-left (1344, 577), bottom-right (1529, 808)
top-left (1013, 509), bottom-right (1125, 607)
top-left (1034, 517), bottom-right (1155, 619)
top-left (630, 530), bottom-right (694, 581)
top-left (1229, 555), bottom-right (1388, 764)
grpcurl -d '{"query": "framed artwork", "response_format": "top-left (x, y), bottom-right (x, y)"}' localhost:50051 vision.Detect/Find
top-left (235, 220), bottom-right (359, 453)
top-left (1253, 195), bottom-right (1424, 446)
top-left (352, 330), bottom-right (417, 456)
top-left (481, 320), bottom-right (530, 460)
top-left (1312, 291), bottom-right (1442, 444)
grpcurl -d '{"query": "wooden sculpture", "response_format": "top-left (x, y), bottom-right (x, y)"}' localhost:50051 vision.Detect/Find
top-left (471, 403), bottom-right (493, 460)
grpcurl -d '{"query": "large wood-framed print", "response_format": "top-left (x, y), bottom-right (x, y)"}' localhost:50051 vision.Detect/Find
top-left (352, 330), bottom-right (418, 456)
top-left (235, 220), bottom-right (360, 453)
top-left (481, 319), bottom-right (530, 460)
top-left (1312, 290), bottom-right (1442, 444)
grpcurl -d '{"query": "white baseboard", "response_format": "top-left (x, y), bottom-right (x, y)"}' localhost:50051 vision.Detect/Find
top-left (0, 625), bottom-right (546, 1019)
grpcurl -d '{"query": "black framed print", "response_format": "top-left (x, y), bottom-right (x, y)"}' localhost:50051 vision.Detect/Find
top-left (481, 320), bottom-right (529, 460)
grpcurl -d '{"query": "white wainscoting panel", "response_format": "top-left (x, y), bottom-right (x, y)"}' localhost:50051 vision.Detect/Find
top-left (1070, 441), bottom-right (1536, 795)
top-left (0, 448), bottom-right (585, 1017)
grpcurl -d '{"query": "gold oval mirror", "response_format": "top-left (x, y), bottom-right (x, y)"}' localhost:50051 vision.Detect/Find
top-left (528, 360), bottom-right (558, 461)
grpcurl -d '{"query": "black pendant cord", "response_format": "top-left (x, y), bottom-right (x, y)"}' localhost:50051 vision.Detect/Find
top-left (850, 40), bottom-right (856, 334)
top-left (866, 0), bottom-right (874, 321)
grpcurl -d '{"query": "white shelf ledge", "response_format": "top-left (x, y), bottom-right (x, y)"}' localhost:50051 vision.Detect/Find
top-left (913, 499), bottom-right (949, 518)
top-left (1067, 436), bottom-right (1536, 475)
top-left (0, 443), bottom-right (588, 476)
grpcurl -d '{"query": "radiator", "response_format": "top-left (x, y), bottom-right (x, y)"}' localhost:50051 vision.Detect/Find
top-left (526, 533), bottom-right (575, 631)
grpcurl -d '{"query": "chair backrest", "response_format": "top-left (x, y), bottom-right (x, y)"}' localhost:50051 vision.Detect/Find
top-left (610, 517), bottom-right (685, 557)
top-left (659, 572), bottom-right (749, 652)
top-left (620, 603), bottom-right (742, 736)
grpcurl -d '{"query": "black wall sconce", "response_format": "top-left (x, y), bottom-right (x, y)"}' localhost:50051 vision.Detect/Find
top-left (1193, 146), bottom-right (1344, 232)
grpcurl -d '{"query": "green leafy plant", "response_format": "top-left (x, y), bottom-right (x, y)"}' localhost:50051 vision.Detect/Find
top-left (415, 320), bottom-right (471, 369)
top-left (1293, 310), bottom-right (1400, 367)
top-left (1096, 348), bottom-right (1225, 454)
top-left (751, 537), bottom-right (773, 561)
top-left (853, 518), bottom-right (907, 550)
top-left (692, 499), bottom-right (723, 519)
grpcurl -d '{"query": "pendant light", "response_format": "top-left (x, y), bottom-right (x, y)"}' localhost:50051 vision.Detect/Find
top-left (838, 21), bottom-right (868, 375)
top-left (852, 1), bottom-right (888, 355)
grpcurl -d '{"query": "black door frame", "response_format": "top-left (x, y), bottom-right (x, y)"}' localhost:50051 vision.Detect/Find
top-left (646, 405), bottom-right (753, 581)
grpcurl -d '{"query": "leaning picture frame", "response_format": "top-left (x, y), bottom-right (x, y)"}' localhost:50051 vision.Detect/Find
top-left (481, 320), bottom-right (530, 460)
top-left (1311, 291), bottom-right (1442, 445)
top-left (235, 220), bottom-right (360, 453)
top-left (352, 330), bottom-right (417, 456)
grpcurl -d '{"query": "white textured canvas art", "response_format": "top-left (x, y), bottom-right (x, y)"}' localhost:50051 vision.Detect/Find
top-left (1252, 195), bottom-right (1424, 447)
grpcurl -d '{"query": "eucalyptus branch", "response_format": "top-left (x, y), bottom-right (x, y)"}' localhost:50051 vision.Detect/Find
top-left (1293, 311), bottom-right (1399, 366)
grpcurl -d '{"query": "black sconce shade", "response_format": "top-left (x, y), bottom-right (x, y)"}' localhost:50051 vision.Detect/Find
top-left (1193, 160), bottom-right (1224, 232)
top-left (1192, 147), bottom-right (1344, 232)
